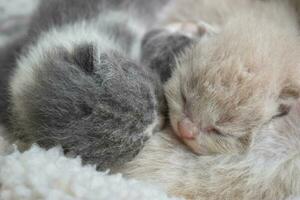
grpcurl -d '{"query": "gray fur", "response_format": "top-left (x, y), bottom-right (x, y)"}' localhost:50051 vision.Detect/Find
top-left (6, 0), bottom-right (168, 170)
top-left (0, 35), bottom-right (28, 124)
top-left (26, 0), bottom-right (169, 40)
top-left (141, 29), bottom-right (194, 82)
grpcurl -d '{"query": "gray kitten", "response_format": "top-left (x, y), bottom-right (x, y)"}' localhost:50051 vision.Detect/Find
top-left (141, 28), bottom-right (195, 83)
top-left (4, 0), bottom-right (169, 170)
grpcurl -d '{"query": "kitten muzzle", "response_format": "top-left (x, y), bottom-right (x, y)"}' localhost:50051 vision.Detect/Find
top-left (177, 118), bottom-right (199, 140)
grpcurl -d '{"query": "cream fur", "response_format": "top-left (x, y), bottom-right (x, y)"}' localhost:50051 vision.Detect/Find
top-left (119, 101), bottom-right (300, 200)
top-left (163, 0), bottom-right (300, 155)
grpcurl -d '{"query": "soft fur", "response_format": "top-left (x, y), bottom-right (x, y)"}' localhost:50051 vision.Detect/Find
top-left (1, 1), bottom-right (300, 200)
top-left (0, 104), bottom-right (300, 200)
top-left (5, 0), bottom-right (168, 170)
top-left (162, 0), bottom-right (300, 155)
top-left (118, 100), bottom-right (300, 200)
top-left (141, 28), bottom-right (195, 83)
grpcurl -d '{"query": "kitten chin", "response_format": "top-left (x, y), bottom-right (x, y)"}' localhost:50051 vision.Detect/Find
top-left (162, 0), bottom-right (300, 155)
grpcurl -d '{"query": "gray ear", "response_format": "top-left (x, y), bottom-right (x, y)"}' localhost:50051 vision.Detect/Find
top-left (141, 29), bottom-right (194, 82)
top-left (72, 44), bottom-right (95, 74)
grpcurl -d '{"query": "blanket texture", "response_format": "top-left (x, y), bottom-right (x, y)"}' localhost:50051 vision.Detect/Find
top-left (0, 134), bottom-right (178, 200)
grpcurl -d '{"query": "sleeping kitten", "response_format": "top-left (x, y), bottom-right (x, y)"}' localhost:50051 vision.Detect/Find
top-left (118, 100), bottom-right (300, 200)
top-left (160, 0), bottom-right (300, 154)
top-left (4, 0), bottom-right (168, 170)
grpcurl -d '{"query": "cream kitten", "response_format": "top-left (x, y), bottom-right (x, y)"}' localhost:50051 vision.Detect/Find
top-left (118, 100), bottom-right (300, 200)
top-left (161, 0), bottom-right (300, 154)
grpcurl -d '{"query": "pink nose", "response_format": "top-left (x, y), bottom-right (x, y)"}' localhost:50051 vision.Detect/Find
top-left (177, 118), bottom-right (199, 140)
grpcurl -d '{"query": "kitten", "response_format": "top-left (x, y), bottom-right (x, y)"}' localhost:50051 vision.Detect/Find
top-left (4, 0), bottom-right (168, 170)
top-left (141, 28), bottom-right (196, 83)
top-left (118, 100), bottom-right (300, 200)
top-left (160, 0), bottom-right (300, 154)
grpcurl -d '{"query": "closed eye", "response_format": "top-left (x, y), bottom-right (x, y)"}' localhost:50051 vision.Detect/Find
top-left (205, 126), bottom-right (225, 137)
top-left (273, 104), bottom-right (290, 119)
top-left (211, 128), bottom-right (226, 137)
top-left (273, 112), bottom-right (288, 118)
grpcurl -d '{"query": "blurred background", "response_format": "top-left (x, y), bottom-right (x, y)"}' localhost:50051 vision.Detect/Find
top-left (0, 0), bottom-right (39, 46)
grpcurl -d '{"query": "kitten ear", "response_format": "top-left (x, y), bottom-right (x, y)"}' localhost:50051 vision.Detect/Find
top-left (72, 44), bottom-right (95, 74)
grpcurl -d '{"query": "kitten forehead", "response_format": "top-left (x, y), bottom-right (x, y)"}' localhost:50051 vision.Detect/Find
top-left (176, 12), bottom-right (300, 103)
top-left (172, 34), bottom-right (299, 131)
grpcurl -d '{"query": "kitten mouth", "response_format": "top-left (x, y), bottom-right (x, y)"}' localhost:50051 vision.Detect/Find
top-left (177, 118), bottom-right (199, 140)
top-left (176, 118), bottom-right (210, 155)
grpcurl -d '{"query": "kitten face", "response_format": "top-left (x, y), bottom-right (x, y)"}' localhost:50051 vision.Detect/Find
top-left (164, 30), bottom-right (299, 155)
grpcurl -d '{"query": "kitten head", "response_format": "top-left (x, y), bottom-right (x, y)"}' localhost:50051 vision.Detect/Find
top-left (10, 23), bottom-right (164, 169)
top-left (165, 20), bottom-right (300, 155)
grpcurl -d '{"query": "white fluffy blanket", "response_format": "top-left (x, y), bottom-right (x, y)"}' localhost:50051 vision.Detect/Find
top-left (0, 130), bottom-right (179, 200)
top-left (0, 129), bottom-right (163, 200)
